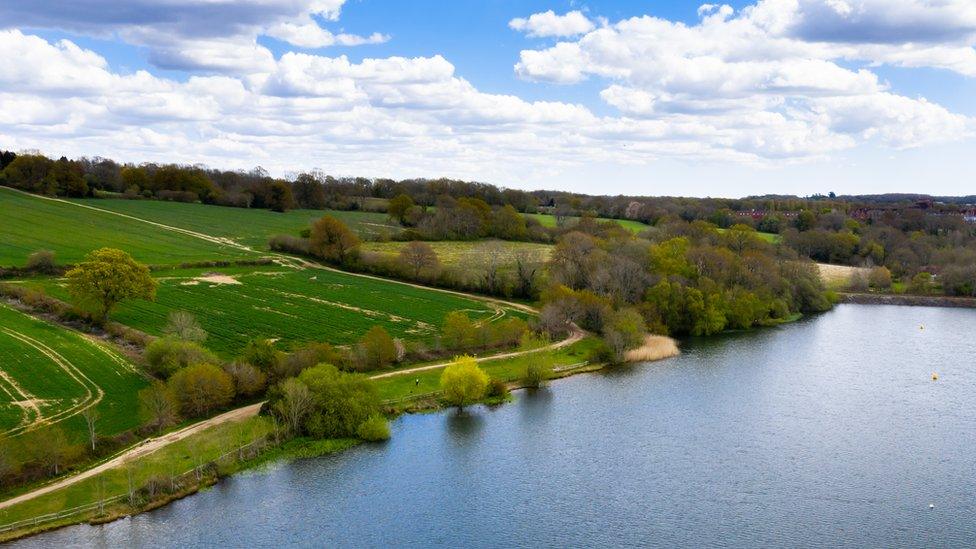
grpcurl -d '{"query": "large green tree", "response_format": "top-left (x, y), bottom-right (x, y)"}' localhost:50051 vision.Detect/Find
top-left (65, 248), bottom-right (157, 323)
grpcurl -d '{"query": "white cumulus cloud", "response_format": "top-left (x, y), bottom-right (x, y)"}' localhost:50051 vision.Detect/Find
top-left (509, 10), bottom-right (595, 38)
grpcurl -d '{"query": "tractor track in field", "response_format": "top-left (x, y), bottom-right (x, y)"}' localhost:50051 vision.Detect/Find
top-left (0, 327), bottom-right (103, 437)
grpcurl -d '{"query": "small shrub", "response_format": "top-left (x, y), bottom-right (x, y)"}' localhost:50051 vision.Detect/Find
top-left (522, 359), bottom-right (553, 388)
top-left (486, 378), bottom-right (510, 398)
top-left (25, 250), bottom-right (57, 274)
top-left (269, 234), bottom-right (310, 255)
top-left (356, 415), bottom-right (391, 442)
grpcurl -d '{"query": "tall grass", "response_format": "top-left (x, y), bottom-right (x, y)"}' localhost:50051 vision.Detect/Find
top-left (623, 335), bottom-right (680, 363)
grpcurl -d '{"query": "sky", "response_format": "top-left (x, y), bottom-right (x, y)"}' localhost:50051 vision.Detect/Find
top-left (2, 0), bottom-right (976, 198)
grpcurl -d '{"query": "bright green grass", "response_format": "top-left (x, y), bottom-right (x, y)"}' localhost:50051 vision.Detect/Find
top-left (0, 304), bottom-right (148, 441)
top-left (0, 187), bottom-right (257, 267)
top-left (32, 265), bottom-right (531, 357)
top-left (67, 198), bottom-right (399, 248)
top-left (373, 337), bottom-right (599, 401)
top-left (526, 213), bottom-right (650, 233)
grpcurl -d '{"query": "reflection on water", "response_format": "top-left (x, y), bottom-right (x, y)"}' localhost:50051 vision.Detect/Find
top-left (18, 305), bottom-right (976, 548)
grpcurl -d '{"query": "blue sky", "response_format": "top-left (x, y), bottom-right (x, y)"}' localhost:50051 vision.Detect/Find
top-left (3, 0), bottom-right (976, 197)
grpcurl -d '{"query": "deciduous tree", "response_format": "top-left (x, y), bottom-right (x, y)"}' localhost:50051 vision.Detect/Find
top-left (65, 248), bottom-right (156, 323)
top-left (439, 355), bottom-right (489, 411)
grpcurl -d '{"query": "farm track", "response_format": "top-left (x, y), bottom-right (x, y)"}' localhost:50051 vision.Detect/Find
top-left (0, 328), bottom-right (103, 437)
top-left (0, 326), bottom-right (583, 511)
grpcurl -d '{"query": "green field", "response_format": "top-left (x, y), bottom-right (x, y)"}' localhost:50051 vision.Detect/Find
top-left (30, 264), bottom-right (531, 357)
top-left (361, 240), bottom-right (553, 267)
top-left (0, 187), bottom-right (257, 267)
top-left (0, 304), bottom-right (147, 439)
top-left (67, 198), bottom-right (398, 248)
top-left (526, 213), bottom-right (650, 233)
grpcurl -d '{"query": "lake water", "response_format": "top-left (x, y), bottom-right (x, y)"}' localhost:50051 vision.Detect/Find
top-left (19, 304), bottom-right (976, 548)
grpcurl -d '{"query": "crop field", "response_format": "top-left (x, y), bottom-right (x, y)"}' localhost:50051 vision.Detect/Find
top-left (68, 198), bottom-right (399, 248)
top-left (526, 213), bottom-right (650, 233)
top-left (33, 264), bottom-right (532, 357)
top-left (360, 240), bottom-right (553, 268)
top-left (0, 187), bottom-right (256, 267)
top-left (0, 304), bottom-right (147, 439)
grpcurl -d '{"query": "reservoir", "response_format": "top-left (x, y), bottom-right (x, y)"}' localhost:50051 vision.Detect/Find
top-left (20, 304), bottom-right (976, 547)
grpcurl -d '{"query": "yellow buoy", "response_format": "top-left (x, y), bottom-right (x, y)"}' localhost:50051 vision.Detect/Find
top-left (932, 373), bottom-right (939, 381)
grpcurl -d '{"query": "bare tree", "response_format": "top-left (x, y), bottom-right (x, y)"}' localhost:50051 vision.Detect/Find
top-left (138, 380), bottom-right (180, 431)
top-left (163, 310), bottom-right (207, 343)
top-left (82, 407), bottom-right (99, 452)
top-left (397, 241), bottom-right (440, 279)
top-left (274, 378), bottom-right (314, 435)
top-left (513, 249), bottom-right (542, 298)
top-left (478, 241), bottom-right (506, 294)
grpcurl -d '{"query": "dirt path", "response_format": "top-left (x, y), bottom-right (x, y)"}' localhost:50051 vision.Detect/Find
top-left (369, 325), bottom-right (585, 380)
top-left (0, 403), bottom-right (263, 511)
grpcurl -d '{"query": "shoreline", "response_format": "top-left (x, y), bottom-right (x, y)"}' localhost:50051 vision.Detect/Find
top-left (0, 341), bottom-right (682, 542)
top-left (838, 292), bottom-right (976, 309)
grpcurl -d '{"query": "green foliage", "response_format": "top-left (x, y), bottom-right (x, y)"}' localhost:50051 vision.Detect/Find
top-left (910, 272), bottom-right (935, 295)
top-left (441, 311), bottom-right (476, 350)
top-left (356, 326), bottom-right (396, 370)
top-left (242, 338), bottom-right (280, 373)
top-left (310, 215), bottom-right (361, 264)
top-left (387, 193), bottom-right (414, 223)
top-left (167, 363), bottom-right (235, 417)
top-left (439, 355), bottom-right (489, 410)
top-left (355, 415), bottom-right (391, 442)
top-left (290, 364), bottom-right (382, 439)
top-left (602, 308), bottom-right (647, 360)
top-left (522, 356), bottom-right (554, 388)
top-left (144, 337), bottom-right (218, 378)
top-left (65, 248), bottom-right (157, 322)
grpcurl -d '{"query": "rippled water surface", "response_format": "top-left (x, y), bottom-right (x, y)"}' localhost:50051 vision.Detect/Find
top-left (20, 305), bottom-right (976, 548)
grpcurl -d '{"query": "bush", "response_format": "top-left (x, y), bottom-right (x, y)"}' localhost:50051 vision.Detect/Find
top-left (522, 358), bottom-right (554, 388)
top-left (283, 364), bottom-right (381, 438)
top-left (168, 363), bottom-right (235, 417)
top-left (486, 378), bottom-right (510, 398)
top-left (25, 250), bottom-right (57, 274)
top-left (269, 234), bottom-right (310, 255)
top-left (355, 326), bottom-right (396, 370)
top-left (224, 361), bottom-right (267, 397)
top-left (162, 310), bottom-right (207, 343)
top-left (846, 271), bottom-right (869, 292)
top-left (868, 266), bottom-right (892, 289)
top-left (356, 415), bottom-right (391, 442)
top-left (242, 338), bottom-right (280, 372)
top-left (277, 342), bottom-right (345, 379)
top-left (144, 338), bottom-right (218, 378)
